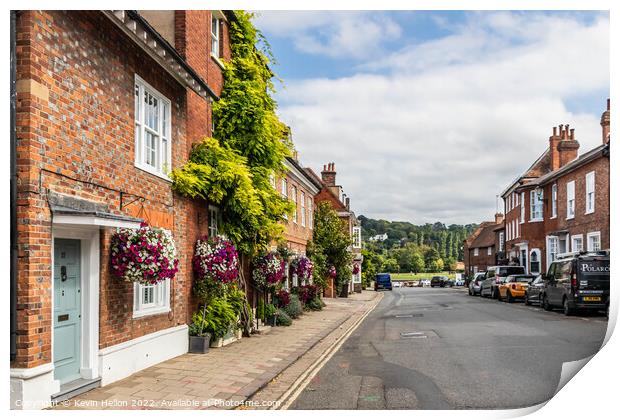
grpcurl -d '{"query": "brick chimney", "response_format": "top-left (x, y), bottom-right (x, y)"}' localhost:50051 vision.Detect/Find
top-left (321, 162), bottom-right (336, 186)
top-left (601, 98), bottom-right (610, 144)
top-left (549, 124), bottom-right (580, 171)
top-left (495, 213), bottom-right (504, 225)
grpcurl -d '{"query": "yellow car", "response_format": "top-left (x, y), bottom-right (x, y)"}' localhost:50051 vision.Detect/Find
top-left (499, 275), bottom-right (537, 302)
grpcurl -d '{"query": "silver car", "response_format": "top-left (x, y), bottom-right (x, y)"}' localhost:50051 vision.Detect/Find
top-left (468, 272), bottom-right (485, 295)
top-left (480, 266), bottom-right (526, 299)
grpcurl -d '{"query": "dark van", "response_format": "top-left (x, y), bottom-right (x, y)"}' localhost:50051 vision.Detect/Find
top-left (542, 251), bottom-right (610, 316)
top-left (375, 273), bottom-right (393, 291)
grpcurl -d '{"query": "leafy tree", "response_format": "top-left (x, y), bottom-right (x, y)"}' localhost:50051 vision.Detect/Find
top-left (411, 252), bottom-right (425, 274)
top-left (311, 202), bottom-right (353, 296)
top-left (382, 258), bottom-right (399, 273)
top-left (424, 247), bottom-right (440, 271)
top-left (361, 249), bottom-right (377, 289)
top-left (429, 258), bottom-right (444, 273)
top-left (171, 11), bottom-right (294, 255)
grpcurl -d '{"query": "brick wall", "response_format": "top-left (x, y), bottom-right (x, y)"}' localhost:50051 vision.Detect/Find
top-left (13, 10), bottom-right (212, 368)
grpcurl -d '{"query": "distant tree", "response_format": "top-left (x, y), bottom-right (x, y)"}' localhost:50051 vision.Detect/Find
top-left (411, 252), bottom-right (425, 274)
top-left (429, 258), bottom-right (444, 273)
top-left (383, 258), bottom-right (400, 273)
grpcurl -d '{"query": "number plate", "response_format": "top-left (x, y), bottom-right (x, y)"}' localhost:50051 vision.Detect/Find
top-left (583, 296), bottom-right (601, 302)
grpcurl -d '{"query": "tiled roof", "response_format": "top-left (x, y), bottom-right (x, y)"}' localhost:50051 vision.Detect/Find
top-left (470, 222), bottom-right (501, 248)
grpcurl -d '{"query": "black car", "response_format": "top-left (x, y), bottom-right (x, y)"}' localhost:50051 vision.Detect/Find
top-left (542, 251), bottom-right (609, 316)
top-left (430, 276), bottom-right (449, 287)
top-left (524, 275), bottom-right (545, 306)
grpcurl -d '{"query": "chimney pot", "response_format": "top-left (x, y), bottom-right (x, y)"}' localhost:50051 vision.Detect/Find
top-left (553, 126), bottom-right (557, 136)
top-left (570, 128), bottom-right (575, 140)
top-left (608, 98), bottom-right (611, 111)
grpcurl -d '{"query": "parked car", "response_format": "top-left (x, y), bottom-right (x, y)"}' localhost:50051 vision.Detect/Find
top-left (393, 281), bottom-right (402, 288)
top-left (430, 276), bottom-right (449, 287)
top-left (468, 272), bottom-right (485, 296)
top-left (455, 279), bottom-right (465, 287)
top-left (422, 279), bottom-right (431, 287)
top-left (498, 275), bottom-right (536, 302)
top-left (524, 275), bottom-right (545, 306)
top-left (480, 266), bottom-right (526, 299)
top-left (411, 280), bottom-right (420, 287)
top-left (542, 251), bottom-right (609, 316)
top-left (375, 273), bottom-right (393, 291)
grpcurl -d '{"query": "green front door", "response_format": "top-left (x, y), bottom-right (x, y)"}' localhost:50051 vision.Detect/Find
top-left (53, 238), bottom-right (82, 384)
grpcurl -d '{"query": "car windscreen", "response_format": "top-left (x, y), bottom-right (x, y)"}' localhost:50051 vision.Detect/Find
top-left (508, 276), bottom-right (535, 282)
top-left (578, 259), bottom-right (609, 281)
top-left (499, 267), bottom-right (525, 276)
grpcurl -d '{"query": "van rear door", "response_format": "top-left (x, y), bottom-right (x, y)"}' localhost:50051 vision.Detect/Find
top-left (577, 258), bottom-right (610, 292)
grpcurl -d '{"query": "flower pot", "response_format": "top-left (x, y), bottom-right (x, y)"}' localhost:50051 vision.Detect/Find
top-left (267, 314), bottom-right (277, 327)
top-left (188, 334), bottom-right (211, 354)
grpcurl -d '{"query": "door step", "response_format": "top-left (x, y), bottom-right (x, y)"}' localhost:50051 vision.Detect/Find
top-left (51, 377), bottom-right (101, 403)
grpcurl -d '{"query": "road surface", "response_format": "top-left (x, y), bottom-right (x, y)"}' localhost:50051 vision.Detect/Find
top-left (291, 287), bottom-right (608, 409)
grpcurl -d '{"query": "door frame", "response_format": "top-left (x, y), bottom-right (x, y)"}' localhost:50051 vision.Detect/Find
top-left (52, 225), bottom-right (100, 383)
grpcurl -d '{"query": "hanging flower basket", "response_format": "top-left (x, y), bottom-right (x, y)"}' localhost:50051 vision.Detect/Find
top-left (291, 255), bottom-right (313, 281)
top-left (252, 251), bottom-right (285, 288)
top-left (352, 263), bottom-right (360, 275)
top-left (193, 235), bottom-right (239, 284)
top-left (328, 265), bottom-right (337, 279)
top-left (110, 222), bottom-right (179, 285)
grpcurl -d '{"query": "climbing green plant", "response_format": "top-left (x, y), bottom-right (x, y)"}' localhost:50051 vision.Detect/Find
top-left (171, 11), bottom-right (294, 255)
top-left (311, 202), bottom-right (353, 295)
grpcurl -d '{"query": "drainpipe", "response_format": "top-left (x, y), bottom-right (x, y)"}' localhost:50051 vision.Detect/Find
top-left (10, 10), bottom-right (18, 361)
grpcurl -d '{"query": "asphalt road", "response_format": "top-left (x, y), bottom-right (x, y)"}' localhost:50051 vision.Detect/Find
top-left (290, 286), bottom-right (608, 410)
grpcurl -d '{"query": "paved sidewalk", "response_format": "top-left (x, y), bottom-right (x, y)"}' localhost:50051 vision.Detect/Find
top-left (54, 291), bottom-right (381, 410)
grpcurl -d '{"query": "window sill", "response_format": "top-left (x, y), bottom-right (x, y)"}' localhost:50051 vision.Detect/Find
top-left (566, 216), bottom-right (575, 220)
top-left (211, 53), bottom-right (225, 70)
top-left (529, 218), bottom-right (544, 223)
top-left (585, 210), bottom-right (594, 215)
top-left (133, 307), bottom-right (171, 319)
top-left (135, 163), bottom-right (172, 183)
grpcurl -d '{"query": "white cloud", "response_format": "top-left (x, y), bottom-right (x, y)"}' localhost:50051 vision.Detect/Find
top-left (255, 11), bottom-right (402, 58)
top-left (273, 12), bottom-right (609, 224)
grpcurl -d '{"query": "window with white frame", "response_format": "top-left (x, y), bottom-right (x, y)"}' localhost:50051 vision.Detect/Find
top-left (585, 171), bottom-right (595, 214)
top-left (208, 205), bottom-right (219, 237)
top-left (566, 181), bottom-right (575, 219)
top-left (487, 247), bottom-right (492, 256)
top-left (281, 178), bottom-right (287, 197)
top-left (507, 223), bottom-right (511, 241)
top-left (548, 236), bottom-right (559, 265)
top-left (133, 279), bottom-right (170, 318)
top-left (530, 190), bottom-right (543, 221)
top-left (474, 247), bottom-right (479, 256)
top-left (499, 232), bottom-right (504, 251)
top-left (211, 16), bottom-right (221, 58)
top-left (515, 192), bottom-right (519, 207)
top-left (514, 219), bottom-right (518, 238)
top-left (572, 235), bottom-right (584, 252)
top-left (291, 186), bottom-right (298, 223)
top-left (520, 192), bottom-right (525, 223)
top-left (353, 226), bottom-right (362, 248)
top-left (587, 232), bottom-right (601, 252)
top-left (551, 184), bottom-right (557, 218)
top-left (301, 191), bottom-right (306, 227)
top-left (473, 266), bottom-right (478, 274)
top-left (530, 249), bottom-right (541, 274)
top-left (134, 76), bottom-right (172, 178)
top-left (307, 197), bottom-right (313, 229)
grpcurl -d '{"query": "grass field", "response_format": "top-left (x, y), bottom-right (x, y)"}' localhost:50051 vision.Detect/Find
top-left (389, 272), bottom-right (457, 280)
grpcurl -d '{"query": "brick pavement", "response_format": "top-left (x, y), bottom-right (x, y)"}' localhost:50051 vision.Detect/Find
top-left (53, 291), bottom-right (381, 410)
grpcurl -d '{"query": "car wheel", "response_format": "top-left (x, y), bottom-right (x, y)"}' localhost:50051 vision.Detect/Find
top-left (507, 290), bottom-right (514, 303)
top-left (468, 288), bottom-right (472, 296)
top-left (492, 288), bottom-right (498, 300)
top-left (543, 295), bottom-right (552, 311)
top-left (524, 294), bottom-right (531, 306)
top-left (563, 298), bottom-right (573, 316)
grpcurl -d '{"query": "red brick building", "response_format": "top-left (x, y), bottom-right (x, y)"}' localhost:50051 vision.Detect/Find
top-left (499, 100), bottom-right (610, 275)
top-left (10, 10), bottom-right (231, 408)
top-left (275, 155), bottom-right (321, 289)
top-left (463, 214), bottom-right (504, 276)
top-left (306, 163), bottom-right (363, 296)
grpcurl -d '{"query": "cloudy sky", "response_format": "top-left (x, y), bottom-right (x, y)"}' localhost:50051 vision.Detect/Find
top-left (254, 11), bottom-right (609, 225)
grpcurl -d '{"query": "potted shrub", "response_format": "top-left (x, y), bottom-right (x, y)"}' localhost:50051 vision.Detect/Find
top-left (264, 303), bottom-right (278, 327)
top-left (188, 306), bottom-right (212, 354)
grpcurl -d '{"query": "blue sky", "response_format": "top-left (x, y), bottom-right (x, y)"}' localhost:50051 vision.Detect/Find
top-left (254, 11), bottom-right (609, 224)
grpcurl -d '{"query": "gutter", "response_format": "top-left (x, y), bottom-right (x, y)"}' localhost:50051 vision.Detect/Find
top-left (103, 10), bottom-right (218, 101)
top-left (10, 10), bottom-right (17, 361)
